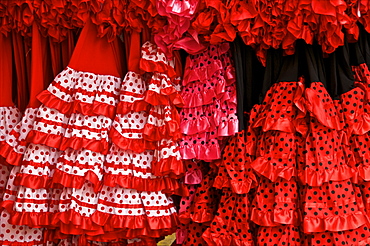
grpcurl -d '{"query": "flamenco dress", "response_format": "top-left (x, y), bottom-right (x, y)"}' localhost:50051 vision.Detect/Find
top-left (0, 21), bottom-right (62, 245)
top-left (298, 43), bottom-right (370, 245)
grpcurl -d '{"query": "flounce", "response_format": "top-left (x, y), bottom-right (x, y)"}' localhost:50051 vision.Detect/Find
top-left (52, 169), bottom-right (102, 193)
top-left (37, 67), bottom-right (121, 119)
top-left (251, 156), bottom-right (297, 182)
top-left (54, 209), bottom-right (103, 235)
top-left (252, 81), bottom-right (306, 133)
top-left (91, 210), bottom-right (179, 231)
top-left (303, 211), bottom-right (368, 233)
top-left (116, 100), bottom-right (149, 115)
top-left (180, 116), bottom-right (212, 135)
top-left (0, 141), bottom-right (23, 166)
top-left (250, 208), bottom-right (300, 227)
top-left (103, 174), bottom-right (188, 196)
top-left (299, 163), bottom-right (356, 186)
top-left (8, 211), bottom-right (55, 228)
top-left (109, 128), bottom-right (156, 153)
top-left (180, 141), bottom-right (221, 161)
top-left (304, 82), bottom-right (344, 130)
top-left (151, 156), bottom-right (185, 179)
top-left (182, 59), bottom-right (222, 86)
top-left (140, 41), bottom-right (176, 77)
top-left (180, 74), bottom-right (226, 108)
top-left (14, 172), bottom-right (52, 190)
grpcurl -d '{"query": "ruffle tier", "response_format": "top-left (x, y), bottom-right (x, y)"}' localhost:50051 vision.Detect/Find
top-left (37, 67), bottom-right (122, 119)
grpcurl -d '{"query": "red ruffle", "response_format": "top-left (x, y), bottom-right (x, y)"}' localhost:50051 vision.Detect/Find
top-left (9, 211), bottom-right (55, 228)
top-left (190, 208), bottom-right (214, 224)
top-left (183, 61), bottom-right (222, 85)
top-left (116, 100), bottom-right (149, 115)
top-left (1, 200), bottom-right (15, 213)
top-left (36, 89), bottom-right (72, 115)
top-left (140, 59), bottom-right (176, 78)
top-left (0, 240), bottom-right (44, 246)
top-left (151, 156), bottom-right (185, 179)
top-left (37, 89), bottom-right (117, 119)
top-left (109, 128), bottom-right (156, 153)
top-left (250, 208), bottom-right (300, 227)
top-left (303, 211), bottom-right (367, 233)
top-left (54, 209), bottom-right (103, 235)
top-left (230, 178), bottom-right (255, 194)
top-left (14, 173), bottom-right (52, 189)
top-left (180, 117), bottom-right (211, 135)
top-left (91, 210), bottom-right (179, 231)
top-left (26, 130), bottom-right (63, 149)
top-left (143, 121), bottom-right (181, 142)
top-left (52, 169), bottom-right (102, 193)
top-left (59, 136), bottom-right (109, 155)
top-left (304, 84), bottom-right (344, 130)
top-left (251, 156), bottom-right (297, 182)
top-left (0, 141), bottom-right (23, 166)
top-left (180, 143), bottom-right (221, 161)
top-left (103, 174), bottom-right (188, 196)
top-left (299, 164), bottom-right (356, 186)
top-left (144, 90), bottom-right (171, 106)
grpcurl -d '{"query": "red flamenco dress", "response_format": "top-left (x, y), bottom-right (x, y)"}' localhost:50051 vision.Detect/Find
top-left (0, 19), bottom-right (182, 244)
top-left (249, 48), bottom-right (306, 245)
top-left (298, 44), bottom-right (370, 245)
top-left (176, 42), bottom-right (239, 245)
top-left (0, 21), bottom-right (60, 245)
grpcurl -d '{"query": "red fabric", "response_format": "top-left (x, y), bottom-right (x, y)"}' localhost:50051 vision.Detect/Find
top-left (110, 128), bottom-right (156, 153)
top-left (0, 141), bottom-right (23, 166)
top-left (151, 156), bottom-right (185, 179)
top-left (68, 19), bottom-right (123, 78)
top-left (52, 169), bottom-right (102, 193)
top-left (0, 33), bottom-right (14, 107)
top-left (103, 174), bottom-right (188, 196)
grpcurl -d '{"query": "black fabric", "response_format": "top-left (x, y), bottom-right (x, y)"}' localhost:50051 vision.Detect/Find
top-left (323, 41), bottom-right (354, 98)
top-left (232, 37), bottom-right (264, 131)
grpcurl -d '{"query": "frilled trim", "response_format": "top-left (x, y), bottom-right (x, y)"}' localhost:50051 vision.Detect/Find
top-left (202, 227), bottom-right (254, 246)
top-left (26, 130), bottom-right (63, 149)
top-left (109, 128), bottom-right (156, 153)
top-left (184, 168), bottom-right (203, 185)
top-left (251, 156), bottom-right (297, 182)
top-left (103, 174), bottom-right (189, 196)
top-left (250, 208), bottom-right (300, 227)
top-left (213, 174), bottom-right (231, 190)
top-left (356, 164), bottom-right (370, 181)
top-left (9, 211), bottom-right (55, 228)
top-left (37, 90), bottom-right (72, 115)
top-left (144, 90), bottom-right (171, 106)
top-left (143, 121), bottom-right (181, 142)
top-left (37, 88), bottom-right (117, 119)
top-left (52, 169), bottom-right (102, 193)
top-left (180, 143), bottom-right (221, 161)
top-left (92, 210), bottom-right (179, 230)
top-left (230, 178), bottom-right (256, 194)
top-left (140, 59), bottom-right (176, 77)
top-left (0, 240), bottom-right (44, 246)
top-left (218, 118), bottom-right (239, 137)
top-left (181, 116), bottom-right (212, 135)
top-left (59, 136), bottom-right (109, 155)
top-left (183, 61), bottom-right (222, 86)
top-left (54, 209), bottom-right (103, 233)
top-left (253, 116), bottom-right (299, 134)
top-left (299, 164), bottom-right (356, 186)
top-left (190, 208), bottom-right (214, 224)
top-left (303, 211), bottom-right (367, 233)
top-left (304, 84), bottom-right (344, 130)
top-left (152, 156), bottom-right (185, 179)
top-left (116, 100), bottom-right (149, 115)
top-left (181, 85), bottom-right (220, 108)
top-left (0, 141), bottom-right (23, 166)
top-left (14, 173), bottom-right (52, 189)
